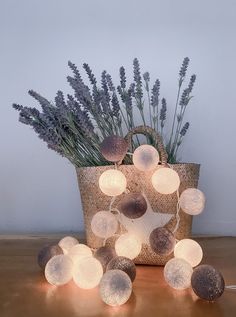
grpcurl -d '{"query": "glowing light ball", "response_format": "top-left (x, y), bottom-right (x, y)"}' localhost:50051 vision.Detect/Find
top-left (191, 265), bottom-right (225, 301)
top-left (45, 254), bottom-right (73, 286)
top-left (94, 246), bottom-right (116, 271)
top-left (174, 239), bottom-right (203, 267)
top-left (164, 258), bottom-right (193, 290)
top-left (99, 269), bottom-right (132, 306)
top-left (100, 136), bottom-right (128, 162)
top-left (73, 256), bottom-right (103, 289)
top-left (149, 227), bottom-right (176, 256)
top-left (118, 193), bottom-right (147, 219)
top-left (99, 169), bottom-right (127, 196)
top-left (58, 236), bottom-right (79, 254)
top-left (115, 233), bottom-right (142, 260)
top-left (151, 167), bottom-right (180, 195)
top-left (68, 244), bottom-right (92, 263)
top-left (133, 144), bottom-right (159, 172)
top-left (91, 211), bottom-right (118, 238)
top-left (38, 244), bottom-right (63, 269)
top-left (107, 256), bottom-right (136, 282)
top-left (179, 188), bottom-right (205, 215)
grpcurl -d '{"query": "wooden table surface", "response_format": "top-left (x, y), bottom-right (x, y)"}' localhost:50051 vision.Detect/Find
top-left (0, 235), bottom-right (236, 317)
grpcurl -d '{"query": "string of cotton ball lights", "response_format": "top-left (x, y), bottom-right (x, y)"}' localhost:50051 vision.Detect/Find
top-left (37, 134), bottom-right (231, 307)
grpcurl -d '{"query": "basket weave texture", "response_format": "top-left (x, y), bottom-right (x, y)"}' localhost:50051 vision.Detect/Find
top-left (76, 163), bottom-right (199, 265)
top-left (76, 126), bottom-right (200, 265)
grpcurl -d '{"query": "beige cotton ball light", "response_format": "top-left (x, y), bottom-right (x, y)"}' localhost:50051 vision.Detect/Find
top-left (151, 167), bottom-right (180, 195)
top-left (91, 211), bottom-right (118, 239)
top-left (99, 169), bottom-right (127, 196)
top-left (58, 236), bottom-right (79, 254)
top-left (164, 258), bottom-right (193, 290)
top-left (174, 239), bottom-right (203, 267)
top-left (68, 244), bottom-right (92, 263)
top-left (73, 256), bottom-right (103, 289)
top-left (45, 254), bottom-right (73, 286)
top-left (133, 144), bottom-right (159, 172)
top-left (179, 188), bottom-right (205, 215)
top-left (115, 233), bottom-right (142, 260)
top-left (99, 269), bottom-right (132, 306)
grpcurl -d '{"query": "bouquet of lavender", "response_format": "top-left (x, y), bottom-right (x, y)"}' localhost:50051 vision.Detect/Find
top-left (13, 58), bottom-right (196, 167)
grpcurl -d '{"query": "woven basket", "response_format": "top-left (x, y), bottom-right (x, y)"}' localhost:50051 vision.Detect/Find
top-left (76, 126), bottom-right (200, 265)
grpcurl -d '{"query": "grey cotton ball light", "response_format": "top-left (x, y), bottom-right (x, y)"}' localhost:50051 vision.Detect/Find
top-left (164, 258), bottom-right (193, 290)
top-left (149, 227), bottom-right (176, 256)
top-left (100, 136), bottom-right (128, 162)
top-left (118, 193), bottom-right (147, 219)
top-left (37, 244), bottom-right (63, 269)
top-left (106, 256), bottom-right (136, 282)
top-left (45, 254), bottom-right (73, 286)
top-left (94, 246), bottom-right (116, 271)
top-left (99, 269), bottom-right (132, 306)
top-left (191, 265), bottom-right (225, 301)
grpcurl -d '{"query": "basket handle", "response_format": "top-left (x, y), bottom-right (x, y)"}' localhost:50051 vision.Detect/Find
top-left (124, 125), bottom-right (168, 165)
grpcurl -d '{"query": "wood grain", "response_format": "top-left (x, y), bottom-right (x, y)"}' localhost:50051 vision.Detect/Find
top-left (0, 235), bottom-right (235, 317)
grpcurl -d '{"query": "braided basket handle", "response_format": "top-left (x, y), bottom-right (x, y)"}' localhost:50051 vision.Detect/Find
top-left (124, 125), bottom-right (168, 165)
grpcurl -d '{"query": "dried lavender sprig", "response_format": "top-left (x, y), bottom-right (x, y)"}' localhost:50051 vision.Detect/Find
top-left (172, 74), bottom-right (196, 154)
top-left (151, 79), bottom-right (160, 132)
top-left (119, 66), bottom-right (126, 89)
top-left (174, 122), bottom-right (190, 159)
top-left (179, 57), bottom-right (190, 84)
top-left (133, 58), bottom-right (146, 127)
top-left (143, 72), bottom-right (152, 128)
top-left (160, 98), bottom-right (167, 136)
top-left (83, 63), bottom-right (97, 85)
top-left (168, 57), bottom-right (190, 155)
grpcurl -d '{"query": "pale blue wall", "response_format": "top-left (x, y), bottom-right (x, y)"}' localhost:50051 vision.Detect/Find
top-left (1, 0), bottom-right (236, 234)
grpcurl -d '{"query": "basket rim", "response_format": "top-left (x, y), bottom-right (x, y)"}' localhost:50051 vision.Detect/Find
top-left (76, 162), bottom-right (200, 171)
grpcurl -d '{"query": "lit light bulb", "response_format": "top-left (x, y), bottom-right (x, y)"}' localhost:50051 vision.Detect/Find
top-left (115, 233), bottom-right (142, 260)
top-left (151, 167), bottom-right (180, 195)
top-left (45, 254), bottom-right (73, 286)
top-left (68, 244), bottom-right (92, 263)
top-left (73, 256), bottom-right (103, 289)
top-left (174, 239), bottom-right (203, 267)
top-left (164, 258), bottom-right (193, 290)
top-left (91, 211), bottom-right (118, 238)
top-left (99, 269), bottom-right (132, 306)
top-left (58, 236), bottom-right (79, 254)
top-left (179, 188), bottom-right (205, 215)
top-left (99, 169), bottom-right (127, 196)
top-left (133, 144), bottom-right (159, 172)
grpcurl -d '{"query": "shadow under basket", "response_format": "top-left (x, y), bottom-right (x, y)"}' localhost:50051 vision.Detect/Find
top-left (76, 163), bottom-right (200, 265)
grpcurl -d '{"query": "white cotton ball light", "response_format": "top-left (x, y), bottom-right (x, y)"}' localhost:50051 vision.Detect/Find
top-left (68, 244), bottom-right (92, 263)
top-left (164, 258), bottom-right (193, 290)
top-left (151, 167), bottom-right (180, 195)
top-left (99, 269), bottom-right (132, 306)
top-left (73, 256), bottom-right (103, 289)
top-left (179, 188), bottom-right (205, 215)
top-left (45, 254), bottom-right (73, 286)
top-left (58, 236), bottom-right (79, 254)
top-left (99, 169), bottom-right (127, 196)
top-left (91, 211), bottom-right (118, 238)
top-left (133, 144), bottom-right (159, 172)
top-left (174, 239), bottom-right (203, 267)
top-left (115, 233), bottom-right (142, 260)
